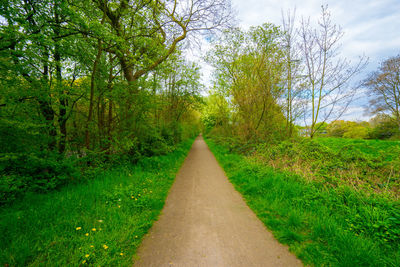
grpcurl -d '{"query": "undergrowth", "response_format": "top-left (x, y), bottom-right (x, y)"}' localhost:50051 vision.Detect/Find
top-left (0, 138), bottom-right (194, 266)
top-left (254, 138), bottom-right (400, 197)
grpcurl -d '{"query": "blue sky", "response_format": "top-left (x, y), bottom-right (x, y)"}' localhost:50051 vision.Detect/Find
top-left (192, 0), bottom-right (400, 122)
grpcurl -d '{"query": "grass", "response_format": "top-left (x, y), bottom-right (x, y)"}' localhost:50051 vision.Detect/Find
top-left (0, 138), bottom-right (194, 266)
top-left (315, 137), bottom-right (400, 161)
top-left (205, 137), bottom-right (400, 267)
top-left (252, 137), bottom-right (400, 197)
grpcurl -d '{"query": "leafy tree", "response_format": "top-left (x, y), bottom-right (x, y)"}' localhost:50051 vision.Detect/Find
top-left (365, 54), bottom-right (400, 131)
top-left (369, 114), bottom-right (400, 139)
top-left (327, 120), bottom-right (369, 139)
top-left (207, 24), bottom-right (287, 141)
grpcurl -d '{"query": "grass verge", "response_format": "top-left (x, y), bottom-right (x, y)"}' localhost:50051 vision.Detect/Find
top-left (0, 138), bottom-right (194, 266)
top-left (205, 138), bottom-right (400, 267)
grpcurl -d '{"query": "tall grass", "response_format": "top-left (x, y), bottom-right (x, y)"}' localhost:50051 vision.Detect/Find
top-left (0, 138), bottom-right (194, 266)
top-left (206, 138), bottom-right (400, 267)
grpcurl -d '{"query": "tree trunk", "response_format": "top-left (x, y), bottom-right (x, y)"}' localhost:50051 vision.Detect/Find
top-left (54, 3), bottom-right (67, 153)
top-left (85, 38), bottom-right (103, 149)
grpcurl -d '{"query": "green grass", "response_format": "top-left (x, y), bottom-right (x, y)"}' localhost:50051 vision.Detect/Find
top-left (252, 136), bottom-right (400, 196)
top-left (205, 138), bottom-right (400, 267)
top-left (0, 138), bottom-right (194, 266)
top-left (315, 137), bottom-right (400, 161)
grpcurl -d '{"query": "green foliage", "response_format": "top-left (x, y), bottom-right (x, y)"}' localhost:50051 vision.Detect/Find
top-left (206, 24), bottom-right (287, 141)
top-left (369, 115), bottom-right (400, 140)
top-left (326, 120), bottom-right (370, 139)
top-left (201, 92), bottom-right (231, 134)
top-left (0, 138), bottom-right (194, 266)
top-left (206, 138), bottom-right (400, 266)
top-left (253, 137), bottom-right (400, 194)
top-left (0, 152), bottom-right (78, 204)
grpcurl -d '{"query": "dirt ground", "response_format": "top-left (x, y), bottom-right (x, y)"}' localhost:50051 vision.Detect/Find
top-left (133, 136), bottom-right (302, 267)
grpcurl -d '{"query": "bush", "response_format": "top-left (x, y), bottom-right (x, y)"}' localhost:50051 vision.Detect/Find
top-left (0, 152), bottom-right (78, 204)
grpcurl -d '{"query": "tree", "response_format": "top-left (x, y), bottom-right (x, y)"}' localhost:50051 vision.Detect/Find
top-left (326, 120), bottom-right (369, 139)
top-left (281, 8), bottom-right (305, 137)
top-left (207, 24), bottom-right (287, 141)
top-left (369, 114), bottom-right (399, 139)
top-left (89, 0), bottom-right (233, 84)
top-left (365, 54), bottom-right (400, 131)
top-left (299, 5), bottom-right (367, 138)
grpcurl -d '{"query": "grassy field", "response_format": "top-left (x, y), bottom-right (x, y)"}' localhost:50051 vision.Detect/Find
top-left (0, 138), bottom-right (194, 266)
top-left (206, 137), bottom-right (400, 267)
top-left (315, 137), bottom-right (400, 161)
top-left (251, 137), bottom-right (400, 197)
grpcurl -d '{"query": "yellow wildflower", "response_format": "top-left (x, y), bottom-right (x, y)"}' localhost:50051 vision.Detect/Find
top-left (85, 254), bottom-right (89, 258)
top-left (76, 227), bottom-right (82, 230)
top-left (103, 244), bottom-right (109, 250)
top-left (90, 245), bottom-right (94, 248)
top-left (92, 228), bottom-right (96, 231)
top-left (82, 260), bottom-right (86, 264)
top-left (85, 233), bottom-right (89, 236)
top-left (118, 205), bottom-right (121, 208)
top-left (120, 253), bottom-right (124, 256)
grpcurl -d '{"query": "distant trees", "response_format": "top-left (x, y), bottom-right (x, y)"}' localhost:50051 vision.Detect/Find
top-left (327, 120), bottom-right (369, 139)
top-left (365, 54), bottom-right (400, 131)
top-left (368, 114), bottom-right (400, 139)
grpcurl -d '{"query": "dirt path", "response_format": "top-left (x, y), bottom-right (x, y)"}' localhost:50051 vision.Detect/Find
top-left (134, 136), bottom-right (302, 267)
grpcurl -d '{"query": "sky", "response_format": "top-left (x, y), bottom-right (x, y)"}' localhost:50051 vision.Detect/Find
top-left (190, 0), bottom-right (400, 123)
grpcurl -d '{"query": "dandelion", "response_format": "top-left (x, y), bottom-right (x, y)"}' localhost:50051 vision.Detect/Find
top-left (120, 253), bottom-right (124, 256)
top-left (135, 235), bottom-right (138, 238)
top-left (92, 228), bottom-right (96, 231)
top-left (82, 260), bottom-right (86, 264)
top-left (85, 254), bottom-right (90, 258)
top-left (90, 245), bottom-right (94, 248)
top-left (131, 196), bottom-right (134, 199)
top-left (118, 205), bottom-right (121, 208)
top-left (76, 227), bottom-right (82, 230)
top-left (103, 244), bottom-right (109, 250)
top-left (85, 233), bottom-right (89, 236)
top-left (98, 220), bottom-right (103, 223)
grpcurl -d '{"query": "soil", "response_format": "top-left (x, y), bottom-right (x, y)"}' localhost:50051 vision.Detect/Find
top-left (133, 135), bottom-right (302, 267)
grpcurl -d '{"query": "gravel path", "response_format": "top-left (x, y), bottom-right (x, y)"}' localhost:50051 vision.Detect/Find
top-left (134, 135), bottom-right (302, 267)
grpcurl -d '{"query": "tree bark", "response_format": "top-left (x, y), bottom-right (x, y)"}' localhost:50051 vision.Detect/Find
top-left (85, 37), bottom-right (103, 149)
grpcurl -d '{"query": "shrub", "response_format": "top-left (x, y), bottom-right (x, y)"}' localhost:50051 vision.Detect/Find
top-left (0, 152), bottom-right (78, 204)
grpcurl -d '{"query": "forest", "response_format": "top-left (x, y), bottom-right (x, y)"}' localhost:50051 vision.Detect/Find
top-left (1, 0), bottom-right (400, 266)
